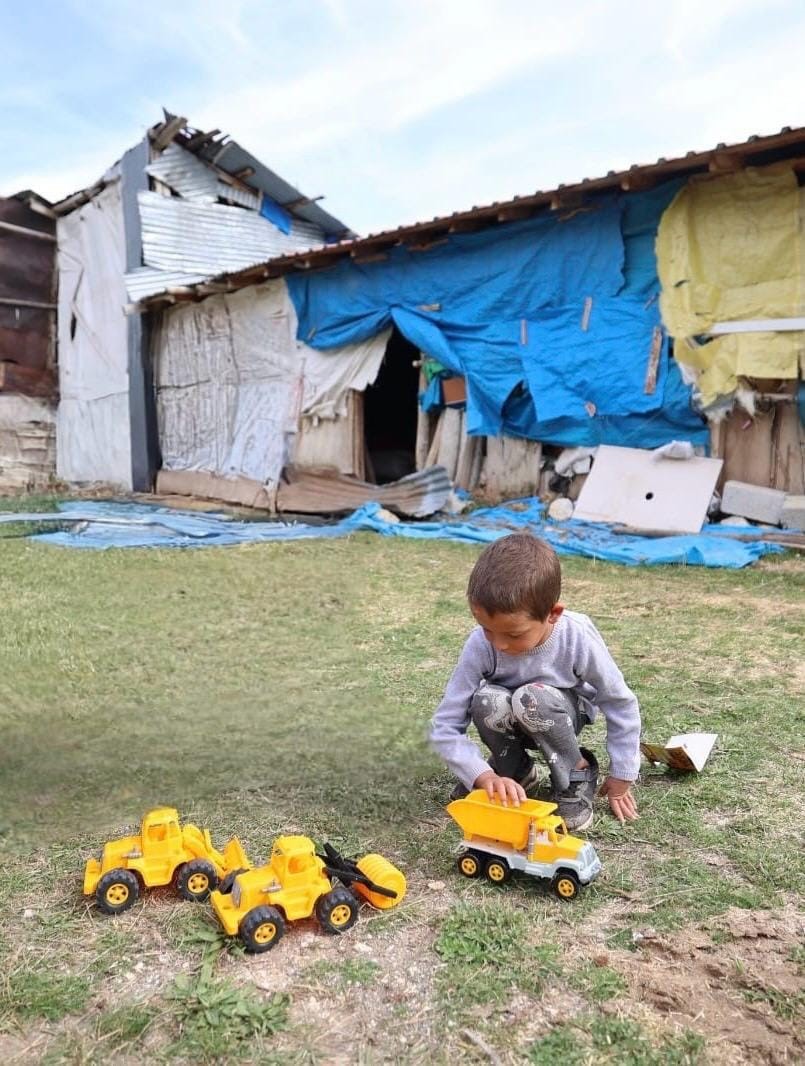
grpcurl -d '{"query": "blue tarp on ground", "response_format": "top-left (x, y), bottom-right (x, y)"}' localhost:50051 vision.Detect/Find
top-left (287, 180), bottom-right (706, 448)
top-left (14, 500), bottom-right (782, 568)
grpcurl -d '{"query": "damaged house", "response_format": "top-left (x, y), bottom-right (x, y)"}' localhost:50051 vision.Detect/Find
top-left (131, 125), bottom-right (805, 509)
top-left (49, 112), bottom-right (353, 495)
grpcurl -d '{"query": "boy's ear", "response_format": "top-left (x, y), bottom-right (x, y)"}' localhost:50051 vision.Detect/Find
top-left (547, 603), bottom-right (564, 623)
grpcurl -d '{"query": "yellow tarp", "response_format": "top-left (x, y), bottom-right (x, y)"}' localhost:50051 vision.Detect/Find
top-left (656, 165), bottom-right (804, 405)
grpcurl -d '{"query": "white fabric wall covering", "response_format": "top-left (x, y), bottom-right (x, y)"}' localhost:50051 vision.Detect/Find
top-left (299, 327), bottom-right (391, 421)
top-left (155, 283), bottom-right (298, 485)
top-left (154, 279), bottom-right (390, 484)
top-left (56, 177), bottom-right (132, 488)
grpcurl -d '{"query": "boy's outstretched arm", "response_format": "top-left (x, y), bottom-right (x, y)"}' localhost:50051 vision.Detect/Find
top-left (575, 620), bottom-right (642, 824)
top-left (429, 629), bottom-right (498, 793)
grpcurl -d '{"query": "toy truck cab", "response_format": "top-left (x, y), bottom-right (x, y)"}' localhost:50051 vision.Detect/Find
top-left (448, 790), bottom-right (602, 900)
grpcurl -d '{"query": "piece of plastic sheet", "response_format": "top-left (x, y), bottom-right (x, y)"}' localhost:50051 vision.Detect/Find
top-left (657, 167), bottom-right (803, 405)
top-left (21, 500), bottom-right (782, 568)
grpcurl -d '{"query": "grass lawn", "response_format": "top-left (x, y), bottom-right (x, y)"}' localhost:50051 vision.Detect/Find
top-left (0, 502), bottom-right (803, 1063)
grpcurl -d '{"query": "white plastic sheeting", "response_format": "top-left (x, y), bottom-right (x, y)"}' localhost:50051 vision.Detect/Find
top-left (56, 177), bottom-right (133, 488)
top-left (300, 327), bottom-right (391, 421)
top-left (154, 283), bottom-right (298, 485)
top-left (154, 279), bottom-right (391, 485)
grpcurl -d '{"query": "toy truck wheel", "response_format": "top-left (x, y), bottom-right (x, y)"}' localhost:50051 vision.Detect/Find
top-left (457, 852), bottom-right (481, 878)
top-left (551, 870), bottom-right (580, 901)
top-left (484, 857), bottom-right (512, 885)
top-left (239, 906), bottom-right (286, 953)
top-left (176, 859), bottom-right (218, 902)
top-left (96, 869), bottom-right (140, 915)
top-left (316, 887), bottom-right (359, 935)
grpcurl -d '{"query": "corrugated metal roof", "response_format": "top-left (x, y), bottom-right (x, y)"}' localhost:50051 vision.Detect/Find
top-left (146, 144), bottom-right (218, 202)
top-left (126, 191), bottom-right (328, 302)
top-left (182, 133), bottom-right (353, 238)
top-left (138, 191), bottom-right (325, 272)
top-left (125, 267), bottom-right (209, 303)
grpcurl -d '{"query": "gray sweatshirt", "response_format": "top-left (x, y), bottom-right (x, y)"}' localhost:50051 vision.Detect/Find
top-left (430, 610), bottom-right (641, 789)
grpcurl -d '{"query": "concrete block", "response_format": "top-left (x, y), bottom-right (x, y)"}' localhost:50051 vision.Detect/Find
top-left (781, 495), bottom-right (805, 530)
top-left (721, 480), bottom-right (785, 525)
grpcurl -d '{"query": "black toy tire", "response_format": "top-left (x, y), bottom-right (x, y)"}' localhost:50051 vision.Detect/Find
top-left (239, 906), bottom-right (286, 953)
top-left (456, 852), bottom-right (482, 878)
top-left (96, 868), bottom-right (140, 915)
top-left (484, 857), bottom-right (512, 885)
top-left (176, 859), bottom-right (218, 902)
top-left (551, 869), bottom-right (580, 901)
top-left (315, 887), bottom-right (359, 934)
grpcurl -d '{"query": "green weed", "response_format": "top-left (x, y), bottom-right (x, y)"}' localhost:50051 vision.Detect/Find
top-left (304, 957), bottom-right (380, 988)
top-left (168, 966), bottom-right (289, 1061)
top-left (0, 968), bottom-right (91, 1023)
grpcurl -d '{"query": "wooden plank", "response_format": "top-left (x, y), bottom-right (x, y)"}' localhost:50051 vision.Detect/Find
top-left (425, 411), bottom-right (444, 468)
top-left (482, 436), bottom-right (542, 500)
top-left (0, 220), bottom-right (56, 242)
top-left (436, 407), bottom-right (463, 480)
top-left (0, 297), bottom-right (56, 311)
top-left (151, 115), bottom-right (187, 152)
top-left (414, 371), bottom-right (435, 470)
top-left (455, 428), bottom-right (482, 491)
top-left (644, 326), bottom-right (663, 394)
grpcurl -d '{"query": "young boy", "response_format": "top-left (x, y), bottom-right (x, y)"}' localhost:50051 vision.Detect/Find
top-left (430, 533), bottom-right (640, 831)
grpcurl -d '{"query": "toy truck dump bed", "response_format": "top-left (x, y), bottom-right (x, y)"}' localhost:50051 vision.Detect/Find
top-left (447, 790), bottom-right (601, 900)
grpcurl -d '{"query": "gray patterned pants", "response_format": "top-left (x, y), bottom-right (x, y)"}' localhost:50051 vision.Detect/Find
top-left (470, 681), bottom-right (587, 794)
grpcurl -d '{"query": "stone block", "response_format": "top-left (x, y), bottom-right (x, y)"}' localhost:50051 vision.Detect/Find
top-left (721, 480), bottom-right (785, 525)
top-left (781, 495), bottom-right (805, 530)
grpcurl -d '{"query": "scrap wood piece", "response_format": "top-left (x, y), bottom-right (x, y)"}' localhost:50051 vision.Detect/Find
top-left (0, 362), bottom-right (57, 399)
top-left (644, 325), bottom-right (663, 394)
top-left (277, 464), bottom-right (451, 518)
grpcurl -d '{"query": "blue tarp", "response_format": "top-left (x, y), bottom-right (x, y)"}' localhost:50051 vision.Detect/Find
top-left (16, 501), bottom-right (782, 568)
top-left (287, 181), bottom-right (704, 448)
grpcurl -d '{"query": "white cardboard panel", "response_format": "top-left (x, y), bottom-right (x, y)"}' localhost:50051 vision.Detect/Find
top-left (573, 445), bottom-right (722, 533)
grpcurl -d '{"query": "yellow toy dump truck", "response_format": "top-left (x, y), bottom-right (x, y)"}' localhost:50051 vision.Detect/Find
top-left (210, 837), bottom-right (406, 953)
top-left (447, 790), bottom-right (602, 900)
top-left (83, 807), bottom-right (250, 915)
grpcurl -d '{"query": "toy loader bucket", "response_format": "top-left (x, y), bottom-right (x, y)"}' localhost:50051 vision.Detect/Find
top-left (223, 837), bottom-right (250, 873)
top-left (83, 858), bottom-right (102, 896)
top-left (353, 854), bottom-right (406, 910)
top-left (447, 790), bottom-right (557, 851)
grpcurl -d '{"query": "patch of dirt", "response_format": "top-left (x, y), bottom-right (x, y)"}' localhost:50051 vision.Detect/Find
top-left (601, 904), bottom-right (805, 1065)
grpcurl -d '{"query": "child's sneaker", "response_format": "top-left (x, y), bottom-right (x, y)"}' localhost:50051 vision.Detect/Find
top-left (554, 749), bottom-right (599, 832)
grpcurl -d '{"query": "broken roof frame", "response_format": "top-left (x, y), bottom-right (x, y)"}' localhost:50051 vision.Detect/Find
top-left (130, 123), bottom-right (805, 310)
top-left (48, 110), bottom-right (355, 241)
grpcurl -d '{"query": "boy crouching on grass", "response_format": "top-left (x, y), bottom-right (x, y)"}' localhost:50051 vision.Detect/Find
top-left (429, 533), bottom-right (640, 831)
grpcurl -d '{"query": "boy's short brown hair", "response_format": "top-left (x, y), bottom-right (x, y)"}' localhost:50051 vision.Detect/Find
top-left (467, 533), bottom-right (561, 621)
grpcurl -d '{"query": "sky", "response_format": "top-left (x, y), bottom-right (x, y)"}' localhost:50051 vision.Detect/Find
top-left (1, 0), bottom-right (805, 236)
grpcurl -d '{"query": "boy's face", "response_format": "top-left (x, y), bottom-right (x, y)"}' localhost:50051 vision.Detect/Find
top-left (470, 603), bottom-right (564, 655)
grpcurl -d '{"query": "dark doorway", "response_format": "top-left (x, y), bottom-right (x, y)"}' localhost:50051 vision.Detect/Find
top-left (363, 327), bottom-right (420, 483)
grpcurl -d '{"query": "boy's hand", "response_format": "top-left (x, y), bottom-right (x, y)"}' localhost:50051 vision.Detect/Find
top-left (599, 777), bottom-right (638, 823)
top-left (474, 770), bottom-right (526, 807)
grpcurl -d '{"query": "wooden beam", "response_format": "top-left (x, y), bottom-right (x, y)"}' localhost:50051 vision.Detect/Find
top-left (448, 218), bottom-right (486, 234)
top-left (0, 296), bottom-right (56, 310)
top-left (550, 189), bottom-right (584, 211)
top-left (232, 166), bottom-right (255, 180)
top-left (185, 128), bottom-right (220, 150)
top-left (497, 205), bottom-right (533, 222)
top-left (619, 170), bottom-right (658, 192)
top-left (282, 194), bottom-right (325, 209)
top-left (708, 150), bottom-right (746, 173)
top-left (151, 115), bottom-right (187, 152)
top-left (0, 220), bottom-right (55, 242)
top-left (351, 250), bottom-right (388, 264)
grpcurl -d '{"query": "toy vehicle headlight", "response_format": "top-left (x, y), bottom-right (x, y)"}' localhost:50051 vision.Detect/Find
top-left (232, 881), bottom-right (242, 908)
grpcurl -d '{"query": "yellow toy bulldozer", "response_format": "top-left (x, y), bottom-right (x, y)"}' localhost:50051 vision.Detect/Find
top-left (211, 837), bottom-right (406, 952)
top-left (83, 807), bottom-right (250, 915)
